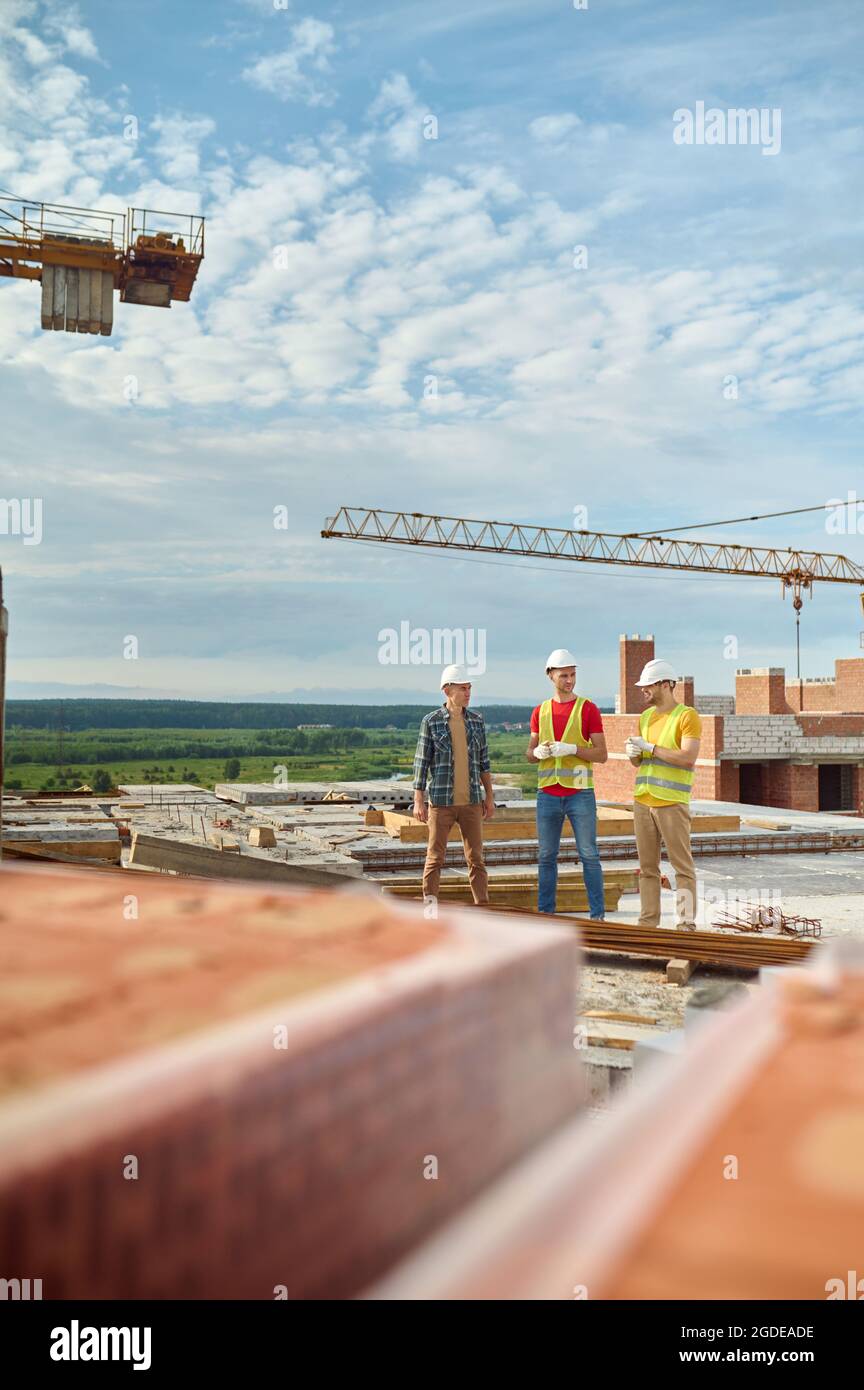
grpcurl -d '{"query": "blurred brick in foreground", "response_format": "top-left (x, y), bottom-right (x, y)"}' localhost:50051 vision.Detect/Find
top-left (0, 864), bottom-right (583, 1298)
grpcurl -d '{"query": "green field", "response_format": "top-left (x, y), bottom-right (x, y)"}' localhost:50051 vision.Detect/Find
top-left (3, 726), bottom-right (536, 796)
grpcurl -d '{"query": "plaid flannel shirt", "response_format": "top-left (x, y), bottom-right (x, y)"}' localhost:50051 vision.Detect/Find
top-left (412, 707), bottom-right (491, 807)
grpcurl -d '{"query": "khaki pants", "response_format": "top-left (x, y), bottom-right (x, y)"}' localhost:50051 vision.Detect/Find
top-left (633, 799), bottom-right (697, 928)
top-left (422, 803), bottom-right (489, 905)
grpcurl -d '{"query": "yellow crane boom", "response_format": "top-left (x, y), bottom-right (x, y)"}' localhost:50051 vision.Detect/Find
top-left (321, 505), bottom-right (864, 612)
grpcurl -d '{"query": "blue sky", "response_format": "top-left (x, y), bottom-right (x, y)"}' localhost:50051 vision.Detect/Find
top-left (1, 0), bottom-right (863, 703)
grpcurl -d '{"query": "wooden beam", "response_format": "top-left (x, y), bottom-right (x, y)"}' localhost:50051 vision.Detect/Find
top-left (0, 843), bottom-right (125, 871)
top-left (2, 829), bottom-right (120, 862)
top-left (666, 958), bottom-right (696, 985)
top-left (382, 807), bottom-right (740, 842)
top-left (583, 1010), bottom-right (660, 1025)
top-left (128, 831), bottom-right (362, 885)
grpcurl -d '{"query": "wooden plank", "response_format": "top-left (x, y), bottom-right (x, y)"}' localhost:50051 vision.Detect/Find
top-left (381, 881), bottom-right (626, 912)
top-left (666, 958), bottom-right (695, 985)
top-left (743, 817), bottom-right (791, 831)
top-left (379, 868), bottom-right (637, 889)
top-left (384, 807), bottom-right (737, 842)
top-left (692, 814), bottom-right (740, 833)
top-left (584, 1019), bottom-right (664, 1049)
top-left (602, 803), bottom-right (741, 833)
top-left (0, 844), bottom-right (125, 871)
top-left (128, 831), bottom-right (362, 884)
top-left (387, 815), bottom-right (637, 843)
top-left (2, 832), bottom-right (121, 863)
top-left (583, 1010), bottom-right (659, 1025)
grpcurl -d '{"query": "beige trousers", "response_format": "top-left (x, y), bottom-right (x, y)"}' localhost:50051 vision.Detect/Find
top-left (422, 803), bottom-right (489, 905)
top-left (633, 799), bottom-right (698, 928)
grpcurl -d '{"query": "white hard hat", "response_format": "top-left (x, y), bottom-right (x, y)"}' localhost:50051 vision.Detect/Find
top-left (635, 658), bottom-right (678, 686)
top-left (545, 648), bottom-right (578, 671)
top-left (440, 664), bottom-right (471, 688)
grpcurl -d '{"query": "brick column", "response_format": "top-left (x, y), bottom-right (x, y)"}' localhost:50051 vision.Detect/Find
top-left (679, 676), bottom-right (695, 706)
top-left (834, 659), bottom-right (864, 712)
top-left (735, 668), bottom-right (789, 714)
top-left (619, 634), bottom-right (654, 713)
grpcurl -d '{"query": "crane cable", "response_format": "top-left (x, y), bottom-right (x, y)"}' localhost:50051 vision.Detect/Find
top-left (629, 498), bottom-right (860, 537)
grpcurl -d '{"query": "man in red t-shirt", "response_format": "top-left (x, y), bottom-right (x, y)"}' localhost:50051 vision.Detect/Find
top-left (525, 648), bottom-right (607, 917)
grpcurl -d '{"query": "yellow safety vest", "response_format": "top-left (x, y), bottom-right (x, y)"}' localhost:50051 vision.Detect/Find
top-left (537, 697), bottom-right (594, 792)
top-left (635, 704), bottom-right (695, 804)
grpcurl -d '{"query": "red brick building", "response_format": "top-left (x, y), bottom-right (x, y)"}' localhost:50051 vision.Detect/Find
top-left (593, 636), bottom-right (864, 813)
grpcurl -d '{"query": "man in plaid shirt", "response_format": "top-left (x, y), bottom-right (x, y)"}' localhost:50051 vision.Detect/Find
top-left (413, 664), bottom-right (495, 906)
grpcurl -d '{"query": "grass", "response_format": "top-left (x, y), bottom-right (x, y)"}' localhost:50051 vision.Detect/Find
top-left (3, 729), bottom-right (538, 795)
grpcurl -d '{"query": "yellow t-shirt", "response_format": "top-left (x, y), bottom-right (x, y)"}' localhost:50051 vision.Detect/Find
top-left (635, 706), bottom-right (702, 807)
top-left (449, 712), bottom-right (470, 805)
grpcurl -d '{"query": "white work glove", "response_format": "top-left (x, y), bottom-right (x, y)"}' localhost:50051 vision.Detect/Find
top-left (627, 736), bottom-right (655, 757)
top-left (533, 741), bottom-right (554, 760)
top-left (548, 741), bottom-right (581, 757)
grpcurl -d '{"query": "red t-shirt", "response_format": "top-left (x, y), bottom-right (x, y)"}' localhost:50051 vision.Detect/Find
top-left (530, 698), bottom-right (604, 796)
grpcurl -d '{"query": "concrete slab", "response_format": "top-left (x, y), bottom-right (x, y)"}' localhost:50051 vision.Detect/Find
top-left (51, 264), bottom-right (66, 330)
top-left (688, 798), bottom-right (864, 831)
top-left (118, 784), bottom-right (220, 802)
top-left (214, 781), bottom-right (414, 806)
top-left (76, 267), bottom-right (91, 333)
top-left (40, 266), bottom-right (54, 329)
top-left (64, 267), bottom-right (78, 331)
top-left (99, 270), bottom-right (113, 336)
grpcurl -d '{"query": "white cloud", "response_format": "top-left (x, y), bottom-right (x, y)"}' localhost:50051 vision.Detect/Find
top-left (529, 113), bottom-right (582, 143)
top-left (10, 25), bottom-right (52, 65)
top-left (367, 73), bottom-right (426, 161)
top-left (43, 4), bottom-right (100, 61)
top-left (242, 17), bottom-right (336, 106)
top-left (151, 114), bottom-right (216, 183)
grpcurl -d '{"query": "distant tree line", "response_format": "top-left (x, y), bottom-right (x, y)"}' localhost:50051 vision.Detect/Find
top-left (3, 726), bottom-right (391, 765)
top-left (6, 700), bottom-right (534, 732)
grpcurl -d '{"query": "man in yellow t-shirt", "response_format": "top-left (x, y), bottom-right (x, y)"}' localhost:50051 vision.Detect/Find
top-left (625, 659), bottom-right (702, 930)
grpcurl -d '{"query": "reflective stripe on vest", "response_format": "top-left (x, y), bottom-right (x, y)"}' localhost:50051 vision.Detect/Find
top-left (537, 697), bottom-right (594, 791)
top-left (634, 704), bottom-right (694, 804)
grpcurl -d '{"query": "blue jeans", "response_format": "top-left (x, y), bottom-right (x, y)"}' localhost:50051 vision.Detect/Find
top-left (537, 789), bottom-right (605, 918)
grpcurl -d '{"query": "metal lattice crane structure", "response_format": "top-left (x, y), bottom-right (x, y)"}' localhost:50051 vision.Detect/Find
top-left (0, 194), bottom-right (204, 336)
top-left (322, 507), bottom-right (864, 673)
top-left (321, 506), bottom-right (864, 601)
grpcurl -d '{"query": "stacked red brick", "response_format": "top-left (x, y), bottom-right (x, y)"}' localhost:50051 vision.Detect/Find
top-left (0, 865), bottom-right (583, 1299)
top-left (369, 954), bottom-right (864, 1299)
